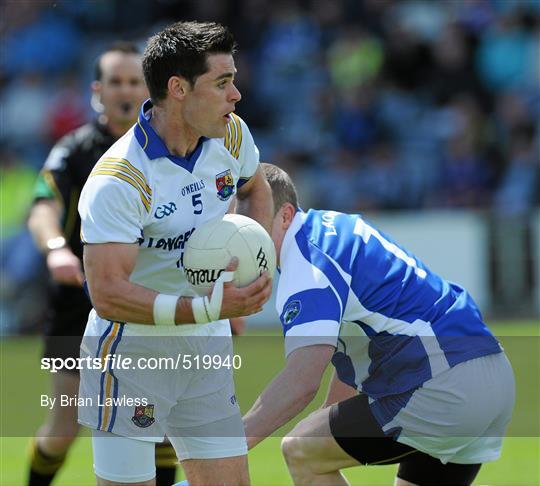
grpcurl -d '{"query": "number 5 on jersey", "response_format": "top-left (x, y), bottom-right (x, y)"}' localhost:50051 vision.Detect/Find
top-left (192, 193), bottom-right (203, 214)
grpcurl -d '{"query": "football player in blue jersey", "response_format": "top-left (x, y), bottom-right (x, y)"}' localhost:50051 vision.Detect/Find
top-left (243, 163), bottom-right (515, 486)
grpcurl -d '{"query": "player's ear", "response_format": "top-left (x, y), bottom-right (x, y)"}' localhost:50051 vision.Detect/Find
top-left (282, 203), bottom-right (295, 229)
top-left (91, 81), bottom-right (104, 113)
top-left (168, 76), bottom-right (189, 101)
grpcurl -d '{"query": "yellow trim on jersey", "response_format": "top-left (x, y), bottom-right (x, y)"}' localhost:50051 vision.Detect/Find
top-left (224, 125), bottom-right (231, 153)
top-left (231, 113), bottom-right (242, 158)
top-left (98, 322), bottom-right (121, 431)
top-left (224, 113), bottom-right (242, 159)
top-left (101, 370), bottom-right (114, 430)
top-left (99, 322), bottom-right (121, 367)
top-left (91, 169), bottom-right (151, 211)
top-left (90, 169), bottom-right (151, 212)
top-left (228, 116), bottom-right (238, 155)
top-left (90, 160), bottom-right (152, 212)
top-left (100, 158), bottom-right (152, 195)
top-left (137, 119), bottom-right (149, 150)
top-left (94, 162), bottom-right (152, 200)
top-left (224, 123), bottom-right (231, 152)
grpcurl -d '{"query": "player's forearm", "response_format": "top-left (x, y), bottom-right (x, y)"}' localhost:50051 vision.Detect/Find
top-left (28, 200), bottom-right (64, 252)
top-left (323, 369), bottom-right (358, 407)
top-left (85, 242), bottom-right (197, 325)
top-left (243, 370), bottom-right (319, 449)
top-left (88, 277), bottom-right (195, 325)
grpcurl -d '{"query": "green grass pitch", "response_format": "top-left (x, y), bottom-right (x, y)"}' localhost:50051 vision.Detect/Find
top-left (1, 321), bottom-right (538, 485)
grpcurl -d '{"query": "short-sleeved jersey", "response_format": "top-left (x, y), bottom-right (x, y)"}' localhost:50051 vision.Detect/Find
top-left (33, 121), bottom-right (116, 259)
top-left (276, 209), bottom-right (502, 399)
top-left (78, 100), bottom-right (259, 329)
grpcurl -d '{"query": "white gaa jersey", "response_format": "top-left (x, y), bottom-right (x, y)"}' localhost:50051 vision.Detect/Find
top-left (78, 99), bottom-right (259, 333)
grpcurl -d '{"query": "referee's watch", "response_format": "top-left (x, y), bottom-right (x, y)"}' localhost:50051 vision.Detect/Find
top-left (45, 236), bottom-right (67, 253)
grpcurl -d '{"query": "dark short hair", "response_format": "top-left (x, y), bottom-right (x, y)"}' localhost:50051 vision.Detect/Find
top-left (260, 163), bottom-right (299, 215)
top-left (142, 21), bottom-right (237, 103)
top-left (94, 41), bottom-right (141, 81)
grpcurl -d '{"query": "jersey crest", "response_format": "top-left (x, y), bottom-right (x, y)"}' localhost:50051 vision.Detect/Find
top-left (215, 169), bottom-right (235, 201)
top-left (131, 404), bottom-right (155, 428)
top-left (282, 300), bottom-right (302, 325)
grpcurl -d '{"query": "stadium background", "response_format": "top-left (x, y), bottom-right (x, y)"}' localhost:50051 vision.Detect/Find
top-left (1, 0), bottom-right (539, 484)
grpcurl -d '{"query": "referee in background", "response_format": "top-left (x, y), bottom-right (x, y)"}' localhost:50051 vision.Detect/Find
top-left (26, 42), bottom-right (179, 486)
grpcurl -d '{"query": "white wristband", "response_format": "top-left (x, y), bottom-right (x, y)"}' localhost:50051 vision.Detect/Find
top-left (153, 294), bottom-right (178, 326)
top-left (192, 296), bottom-right (212, 324)
top-left (191, 271), bottom-right (234, 324)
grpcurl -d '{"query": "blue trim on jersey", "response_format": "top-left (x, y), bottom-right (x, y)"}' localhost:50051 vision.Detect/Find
top-left (236, 177), bottom-right (251, 189)
top-left (95, 321), bottom-right (113, 359)
top-left (108, 376), bottom-right (119, 432)
top-left (135, 99), bottom-right (209, 173)
top-left (280, 287), bottom-right (341, 334)
top-left (294, 229), bottom-right (349, 307)
top-left (107, 324), bottom-right (124, 432)
top-left (96, 373), bottom-right (105, 430)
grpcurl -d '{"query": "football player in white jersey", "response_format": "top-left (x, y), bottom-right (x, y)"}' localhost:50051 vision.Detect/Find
top-left (243, 164), bottom-right (514, 486)
top-left (78, 22), bottom-right (272, 486)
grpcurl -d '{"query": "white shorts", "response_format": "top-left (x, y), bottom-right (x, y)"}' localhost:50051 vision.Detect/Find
top-left (92, 417), bottom-right (248, 483)
top-left (78, 313), bottom-right (246, 465)
top-left (378, 352), bottom-right (515, 464)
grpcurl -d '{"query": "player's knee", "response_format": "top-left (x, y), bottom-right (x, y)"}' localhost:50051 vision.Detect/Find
top-left (281, 435), bottom-right (298, 464)
top-left (281, 435), bottom-right (310, 467)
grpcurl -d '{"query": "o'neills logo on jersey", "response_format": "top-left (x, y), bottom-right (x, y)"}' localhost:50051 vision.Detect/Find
top-left (181, 179), bottom-right (205, 196)
top-left (184, 267), bottom-right (225, 286)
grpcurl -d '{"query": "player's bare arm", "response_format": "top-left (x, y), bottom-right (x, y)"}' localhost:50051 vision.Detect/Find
top-left (243, 344), bottom-right (335, 449)
top-left (323, 369), bottom-right (358, 407)
top-left (28, 199), bottom-right (84, 286)
top-left (84, 243), bottom-right (271, 325)
top-left (236, 165), bottom-right (273, 233)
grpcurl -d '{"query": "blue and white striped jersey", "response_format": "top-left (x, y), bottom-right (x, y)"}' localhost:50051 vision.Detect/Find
top-left (276, 209), bottom-right (502, 399)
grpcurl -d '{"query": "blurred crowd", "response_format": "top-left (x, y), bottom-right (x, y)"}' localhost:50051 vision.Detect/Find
top-left (1, 0), bottom-right (539, 331)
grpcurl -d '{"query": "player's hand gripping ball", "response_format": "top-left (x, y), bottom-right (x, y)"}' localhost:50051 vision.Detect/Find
top-left (183, 214), bottom-right (276, 295)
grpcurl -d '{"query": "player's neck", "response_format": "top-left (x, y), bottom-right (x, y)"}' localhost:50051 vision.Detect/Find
top-left (150, 104), bottom-right (199, 158)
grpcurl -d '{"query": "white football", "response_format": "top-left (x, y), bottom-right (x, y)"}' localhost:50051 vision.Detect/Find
top-left (183, 214), bottom-right (276, 295)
